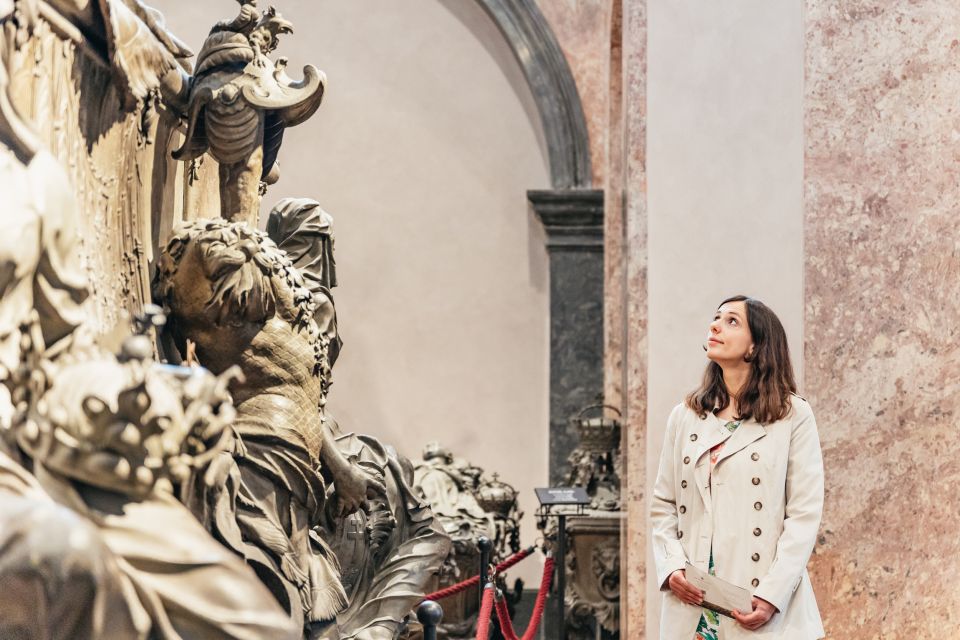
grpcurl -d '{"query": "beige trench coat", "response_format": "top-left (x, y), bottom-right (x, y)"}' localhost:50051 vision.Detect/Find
top-left (651, 396), bottom-right (825, 640)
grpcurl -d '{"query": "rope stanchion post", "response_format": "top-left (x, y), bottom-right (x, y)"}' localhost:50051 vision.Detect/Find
top-left (534, 485), bottom-right (588, 639)
top-left (477, 536), bottom-right (493, 612)
top-left (417, 600), bottom-right (443, 640)
top-left (556, 514), bottom-right (567, 640)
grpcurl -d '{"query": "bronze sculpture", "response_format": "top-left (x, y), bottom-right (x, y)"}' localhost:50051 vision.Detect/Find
top-left (413, 443), bottom-right (524, 639)
top-left (0, 5), bottom-right (308, 637)
top-left (266, 198), bottom-right (451, 640)
top-left (0, 26), bottom-right (300, 634)
top-left (0, 1), bottom-right (455, 637)
top-left (155, 220), bottom-right (350, 637)
top-left (172, 0), bottom-right (326, 224)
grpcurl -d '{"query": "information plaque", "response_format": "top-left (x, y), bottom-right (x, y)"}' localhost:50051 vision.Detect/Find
top-left (534, 486), bottom-right (591, 507)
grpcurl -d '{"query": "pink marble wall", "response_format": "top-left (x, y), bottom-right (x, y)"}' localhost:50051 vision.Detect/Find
top-left (536, 0), bottom-right (612, 187)
top-left (620, 0), bottom-right (647, 636)
top-left (603, 1), bottom-right (625, 414)
top-left (804, 1), bottom-right (960, 636)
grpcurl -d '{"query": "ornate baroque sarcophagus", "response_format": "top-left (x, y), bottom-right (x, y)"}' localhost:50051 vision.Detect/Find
top-left (0, 2), bottom-right (450, 638)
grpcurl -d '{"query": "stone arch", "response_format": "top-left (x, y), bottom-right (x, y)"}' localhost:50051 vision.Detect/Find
top-left (476, 0), bottom-right (592, 189)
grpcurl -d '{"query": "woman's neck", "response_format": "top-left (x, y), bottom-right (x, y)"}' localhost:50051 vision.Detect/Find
top-left (719, 362), bottom-right (750, 418)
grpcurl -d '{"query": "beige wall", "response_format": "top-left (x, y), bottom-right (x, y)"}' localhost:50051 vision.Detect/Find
top-left (645, 1), bottom-right (804, 635)
top-left (151, 0), bottom-right (552, 583)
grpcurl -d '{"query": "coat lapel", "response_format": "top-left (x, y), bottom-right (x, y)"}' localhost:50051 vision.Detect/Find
top-left (713, 420), bottom-right (767, 466)
top-left (693, 417), bottom-right (734, 508)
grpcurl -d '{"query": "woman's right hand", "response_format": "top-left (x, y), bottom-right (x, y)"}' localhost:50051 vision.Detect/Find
top-left (668, 569), bottom-right (704, 606)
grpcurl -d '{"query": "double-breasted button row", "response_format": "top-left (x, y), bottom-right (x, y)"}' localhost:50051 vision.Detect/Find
top-left (749, 450), bottom-right (763, 572)
top-left (750, 451), bottom-right (763, 569)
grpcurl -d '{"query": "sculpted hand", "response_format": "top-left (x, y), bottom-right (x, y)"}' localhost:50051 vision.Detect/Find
top-left (732, 597), bottom-right (776, 631)
top-left (667, 570), bottom-right (703, 606)
top-left (332, 463), bottom-right (387, 517)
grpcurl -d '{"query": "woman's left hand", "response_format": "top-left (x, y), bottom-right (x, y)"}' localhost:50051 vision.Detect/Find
top-left (732, 597), bottom-right (776, 631)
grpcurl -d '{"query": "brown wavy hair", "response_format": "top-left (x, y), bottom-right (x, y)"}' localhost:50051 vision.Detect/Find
top-left (685, 295), bottom-right (797, 424)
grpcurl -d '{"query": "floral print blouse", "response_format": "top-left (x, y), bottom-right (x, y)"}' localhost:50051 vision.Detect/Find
top-left (694, 419), bottom-right (741, 640)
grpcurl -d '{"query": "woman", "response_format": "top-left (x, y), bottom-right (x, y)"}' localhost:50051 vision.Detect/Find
top-left (651, 295), bottom-right (825, 639)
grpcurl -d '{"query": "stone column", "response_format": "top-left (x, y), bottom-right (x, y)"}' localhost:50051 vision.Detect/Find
top-left (619, 0), bottom-right (647, 636)
top-left (528, 188), bottom-right (604, 485)
top-left (804, 2), bottom-right (960, 636)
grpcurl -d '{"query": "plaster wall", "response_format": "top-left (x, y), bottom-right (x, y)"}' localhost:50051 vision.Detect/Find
top-left (150, 0), bottom-right (552, 584)
top-left (645, 1), bottom-right (804, 636)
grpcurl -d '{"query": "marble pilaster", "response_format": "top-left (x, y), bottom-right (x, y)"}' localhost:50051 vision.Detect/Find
top-left (805, 1), bottom-right (960, 636)
top-left (536, 0), bottom-right (613, 187)
top-left (529, 189), bottom-right (605, 486)
top-left (620, 0), bottom-right (647, 636)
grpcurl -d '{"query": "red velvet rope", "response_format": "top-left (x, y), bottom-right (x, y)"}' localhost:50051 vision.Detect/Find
top-left (521, 555), bottom-right (554, 640)
top-left (494, 593), bottom-right (518, 640)
top-left (492, 555), bottom-right (555, 640)
top-left (421, 546), bottom-right (535, 603)
top-left (475, 584), bottom-right (496, 640)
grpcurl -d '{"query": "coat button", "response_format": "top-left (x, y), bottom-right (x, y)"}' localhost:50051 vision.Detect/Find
top-left (752, 553), bottom-right (760, 562)
top-left (679, 505), bottom-right (686, 514)
top-left (683, 456), bottom-right (691, 464)
top-left (678, 531), bottom-right (684, 539)
top-left (751, 578), bottom-right (759, 587)
top-left (751, 452), bottom-right (760, 461)
top-left (690, 434), bottom-right (698, 441)
top-left (753, 528), bottom-right (762, 536)
top-left (752, 477), bottom-right (760, 485)
top-left (754, 501), bottom-right (763, 511)
top-left (681, 480), bottom-right (688, 489)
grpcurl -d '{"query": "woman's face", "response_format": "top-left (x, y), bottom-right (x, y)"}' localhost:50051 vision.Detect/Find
top-left (706, 300), bottom-right (754, 364)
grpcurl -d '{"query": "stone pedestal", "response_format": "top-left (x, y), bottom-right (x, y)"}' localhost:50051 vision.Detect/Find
top-left (528, 189), bottom-right (604, 485)
top-left (566, 513), bottom-right (621, 639)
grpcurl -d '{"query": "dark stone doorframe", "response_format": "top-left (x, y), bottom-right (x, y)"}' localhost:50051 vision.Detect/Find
top-left (476, 0), bottom-right (592, 189)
